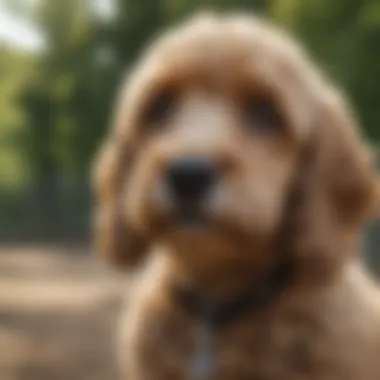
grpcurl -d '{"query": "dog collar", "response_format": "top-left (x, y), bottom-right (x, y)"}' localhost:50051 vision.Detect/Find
top-left (172, 260), bottom-right (291, 380)
top-left (173, 260), bottom-right (290, 327)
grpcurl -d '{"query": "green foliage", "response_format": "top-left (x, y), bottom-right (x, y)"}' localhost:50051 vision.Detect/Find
top-left (0, 46), bottom-right (34, 188)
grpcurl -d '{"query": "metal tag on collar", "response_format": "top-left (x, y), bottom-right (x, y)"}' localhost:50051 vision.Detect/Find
top-left (190, 320), bottom-right (214, 380)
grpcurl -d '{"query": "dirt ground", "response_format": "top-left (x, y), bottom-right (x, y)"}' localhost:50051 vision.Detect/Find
top-left (0, 244), bottom-right (127, 380)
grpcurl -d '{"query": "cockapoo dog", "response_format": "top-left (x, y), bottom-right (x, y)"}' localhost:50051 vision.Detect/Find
top-left (92, 12), bottom-right (380, 380)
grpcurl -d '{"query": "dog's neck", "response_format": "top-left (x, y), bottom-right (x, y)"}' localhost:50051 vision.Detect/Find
top-left (171, 257), bottom-right (271, 299)
top-left (172, 257), bottom-right (291, 327)
top-left (164, 237), bottom-right (280, 298)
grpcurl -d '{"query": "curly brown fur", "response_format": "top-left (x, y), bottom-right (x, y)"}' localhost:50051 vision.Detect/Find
top-left (92, 11), bottom-right (380, 380)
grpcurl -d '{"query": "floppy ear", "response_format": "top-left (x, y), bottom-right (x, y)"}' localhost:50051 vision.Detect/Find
top-left (288, 92), bottom-right (378, 282)
top-left (91, 81), bottom-right (148, 269)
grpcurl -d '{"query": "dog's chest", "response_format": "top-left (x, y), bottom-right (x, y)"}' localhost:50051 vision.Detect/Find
top-left (129, 310), bottom-right (346, 380)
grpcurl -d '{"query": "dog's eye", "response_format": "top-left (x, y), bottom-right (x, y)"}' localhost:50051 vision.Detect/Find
top-left (243, 94), bottom-right (284, 132)
top-left (143, 89), bottom-right (178, 125)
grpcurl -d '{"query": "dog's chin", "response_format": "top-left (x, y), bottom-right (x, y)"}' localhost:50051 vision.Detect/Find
top-left (147, 200), bottom-right (217, 235)
top-left (157, 210), bottom-right (247, 252)
top-left (173, 205), bottom-right (211, 228)
top-left (150, 204), bottom-right (256, 239)
top-left (163, 211), bottom-right (213, 239)
top-left (144, 197), bottom-right (277, 248)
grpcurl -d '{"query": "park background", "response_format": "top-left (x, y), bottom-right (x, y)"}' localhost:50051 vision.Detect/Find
top-left (0, 0), bottom-right (379, 379)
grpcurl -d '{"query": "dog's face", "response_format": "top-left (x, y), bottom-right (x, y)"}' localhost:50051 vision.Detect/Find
top-left (93, 14), bottom-right (377, 277)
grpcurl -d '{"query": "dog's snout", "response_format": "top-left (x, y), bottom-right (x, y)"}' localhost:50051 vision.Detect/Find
top-left (166, 157), bottom-right (217, 202)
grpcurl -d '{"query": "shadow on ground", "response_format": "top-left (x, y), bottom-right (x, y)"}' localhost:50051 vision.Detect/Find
top-left (0, 245), bottom-right (126, 380)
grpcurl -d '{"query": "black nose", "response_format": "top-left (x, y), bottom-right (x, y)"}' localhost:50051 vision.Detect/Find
top-left (166, 157), bottom-right (217, 203)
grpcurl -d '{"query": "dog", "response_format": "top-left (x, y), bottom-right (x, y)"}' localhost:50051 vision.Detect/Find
top-left (92, 12), bottom-right (380, 380)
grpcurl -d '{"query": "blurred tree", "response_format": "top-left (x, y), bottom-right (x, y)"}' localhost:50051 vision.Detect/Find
top-left (0, 46), bottom-right (32, 188)
top-left (0, 45), bottom-right (36, 237)
top-left (19, 0), bottom-right (98, 237)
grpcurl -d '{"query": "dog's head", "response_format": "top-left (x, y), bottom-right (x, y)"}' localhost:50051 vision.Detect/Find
top-left (92, 13), bottom-right (378, 282)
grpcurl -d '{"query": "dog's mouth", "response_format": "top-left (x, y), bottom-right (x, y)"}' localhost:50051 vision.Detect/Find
top-left (171, 204), bottom-right (210, 229)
